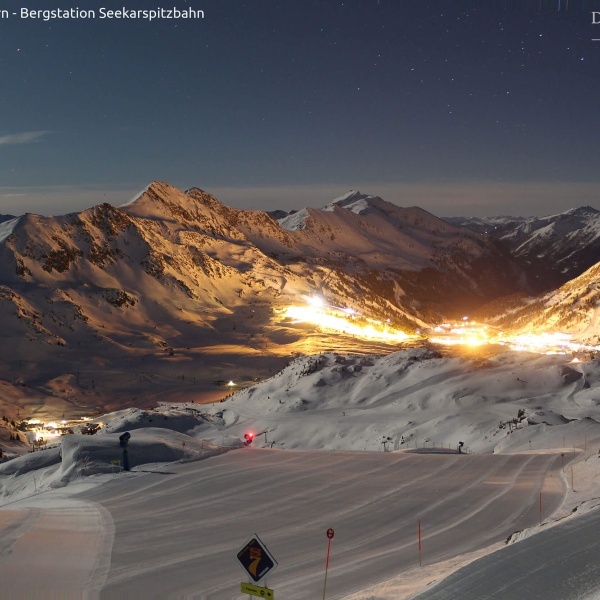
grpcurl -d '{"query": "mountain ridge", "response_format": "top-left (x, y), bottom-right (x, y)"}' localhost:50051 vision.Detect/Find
top-left (446, 206), bottom-right (600, 291)
top-left (487, 260), bottom-right (600, 344)
top-left (0, 181), bottom-right (595, 409)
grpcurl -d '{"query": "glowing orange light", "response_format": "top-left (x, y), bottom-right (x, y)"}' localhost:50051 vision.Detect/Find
top-left (283, 304), bottom-right (413, 343)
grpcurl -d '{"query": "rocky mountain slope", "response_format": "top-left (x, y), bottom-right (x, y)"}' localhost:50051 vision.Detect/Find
top-left (488, 260), bottom-right (600, 344)
top-left (272, 190), bottom-right (528, 314)
top-left (446, 206), bottom-right (600, 291)
top-left (0, 184), bottom-right (529, 342)
top-left (0, 182), bottom-right (532, 410)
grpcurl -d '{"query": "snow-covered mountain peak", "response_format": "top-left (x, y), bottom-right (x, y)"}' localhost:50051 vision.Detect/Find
top-left (277, 207), bottom-right (311, 230)
top-left (448, 205), bottom-right (600, 292)
top-left (322, 191), bottom-right (461, 235)
top-left (279, 190), bottom-right (457, 238)
top-left (119, 183), bottom-right (152, 208)
top-left (558, 206), bottom-right (600, 218)
top-left (0, 180), bottom-right (556, 406)
top-left (324, 190), bottom-right (383, 214)
top-left (536, 205), bottom-right (600, 234)
top-left (119, 181), bottom-right (231, 224)
top-left (118, 181), bottom-right (180, 216)
top-left (277, 191), bottom-right (384, 230)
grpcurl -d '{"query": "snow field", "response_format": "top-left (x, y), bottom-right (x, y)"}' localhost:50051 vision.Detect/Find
top-left (1, 347), bottom-right (600, 598)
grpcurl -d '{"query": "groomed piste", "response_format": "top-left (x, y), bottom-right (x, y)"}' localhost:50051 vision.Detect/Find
top-left (1, 348), bottom-right (600, 598)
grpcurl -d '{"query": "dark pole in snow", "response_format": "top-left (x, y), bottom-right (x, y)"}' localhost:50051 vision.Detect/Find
top-left (119, 432), bottom-right (131, 471)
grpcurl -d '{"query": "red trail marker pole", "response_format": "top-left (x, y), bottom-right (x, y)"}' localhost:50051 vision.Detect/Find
top-left (322, 528), bottom-right (334, 600)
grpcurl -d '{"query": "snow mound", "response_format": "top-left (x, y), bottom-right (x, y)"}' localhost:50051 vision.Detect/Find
top-left (0, 428), bottom-right (229, 506)
top-left (0, 446), bottom-right (61, 478)
top-left (95, 405), bottom-right (210, 435)
top-left (59, 429), bottom-right (214, 480)
top-left (202, 348), bottom-right (600, 454)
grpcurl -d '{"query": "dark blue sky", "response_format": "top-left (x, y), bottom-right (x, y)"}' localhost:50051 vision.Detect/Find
top-left (1, 0), bottom-right (600, 216)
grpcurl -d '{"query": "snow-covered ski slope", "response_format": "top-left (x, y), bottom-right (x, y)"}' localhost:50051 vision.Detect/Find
top-left (2, 347), bottom-right (600, 598)
top-left (0, 448), bottom-right (567, 599)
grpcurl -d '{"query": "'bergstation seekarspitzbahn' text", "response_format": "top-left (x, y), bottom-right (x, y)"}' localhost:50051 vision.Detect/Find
top-left (1, 7), bottom-right (205, 22)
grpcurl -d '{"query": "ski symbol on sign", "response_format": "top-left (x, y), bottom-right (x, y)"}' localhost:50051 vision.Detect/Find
top-left (236, 534), bottom-right (278, 583)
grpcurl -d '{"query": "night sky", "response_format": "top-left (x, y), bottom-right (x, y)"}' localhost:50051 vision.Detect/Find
top-left (1, 0), bottom-right (600, 217)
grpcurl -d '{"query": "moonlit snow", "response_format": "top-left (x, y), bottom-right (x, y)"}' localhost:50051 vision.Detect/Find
top-left (0, 216), bottom-right (21, 244)
top-left (1, 347), bottom-right (600, 599)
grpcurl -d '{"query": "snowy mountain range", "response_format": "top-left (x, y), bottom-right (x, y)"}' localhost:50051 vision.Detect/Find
top-left (0, 182), bottom-right (598, 410)
top-left (0, 183), bottom-right (524, 350)
top-left (446, 206), bottom-right (600, 291)
top-left (2, 188), bottom-right (600, 599)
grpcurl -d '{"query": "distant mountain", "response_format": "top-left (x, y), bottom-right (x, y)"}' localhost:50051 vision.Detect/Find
top-left (488, 260), bottom-right (600, 344)
top-left (0, 214), bottom-right (17, 224)
top-left (273, 190), bottom-right (530, 313)
top-left (266, 209), bottom-right (295, 220)
top-left (446, 207), bottom-right (600, 291)
top-left (0, 182), bottom-right (536, 407)
top-left (2, 186), bottom-right (599, 421)
top-left (443, 215), bottom-right (527, 236)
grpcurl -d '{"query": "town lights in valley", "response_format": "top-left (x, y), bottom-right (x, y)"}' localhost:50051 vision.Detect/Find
top-left (284, 300), bottom-right (413, 343)
top-left (503, 332), bottom-right (597, 354)
top-left (20, 417), bottom-right (98, 442)
top-left (429, 321), bottom-right (600, 355)
top-left (282, 301), bottom-right (599, 356)
top-left (307, 295), bottom-right (325, 308)
top-left (429, 322), bottom-right (491, 346)
top-left (35, 422), bottom-right (62, 440)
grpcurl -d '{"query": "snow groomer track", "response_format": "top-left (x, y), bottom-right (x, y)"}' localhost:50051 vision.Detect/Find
top-left (0, 448), bottom-right (566, 599)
